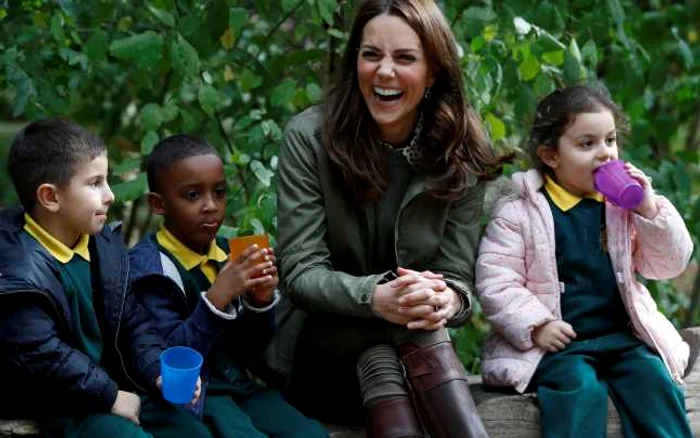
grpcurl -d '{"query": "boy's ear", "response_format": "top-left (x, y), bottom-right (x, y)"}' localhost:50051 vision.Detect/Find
top-left (147, 192), bottom-right (166, 215)
top-left (36, 183), bottom-right (61, 213)
top-left (536, 146), bottom-right (559, 170)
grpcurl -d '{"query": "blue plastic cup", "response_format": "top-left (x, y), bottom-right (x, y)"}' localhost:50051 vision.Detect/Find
top-left (160, 346), bottom-right (203, 404)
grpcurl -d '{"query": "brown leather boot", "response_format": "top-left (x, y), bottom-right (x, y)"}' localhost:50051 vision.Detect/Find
top-left (366, 395), bottom-right (426, 438)
top-left (399, 341), bottom-right (489, 438)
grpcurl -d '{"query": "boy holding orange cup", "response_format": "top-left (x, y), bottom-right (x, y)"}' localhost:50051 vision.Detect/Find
top-left (128, 135), bottom-right (328, 437)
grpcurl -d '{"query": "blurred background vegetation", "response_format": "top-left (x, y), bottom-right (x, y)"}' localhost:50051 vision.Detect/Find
top-left (0, 0), bottom-right (698, 373)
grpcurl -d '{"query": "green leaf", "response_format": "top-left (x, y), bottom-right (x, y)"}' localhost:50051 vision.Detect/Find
top-left (250, 160), bottom-right (274, 187)
top-left (485, 113), bottom-right (506, 141)
top-left (261, 120), bottom-right (282, 141)
top-left (162, 102), bottom-right (179, 123)
top-left (59, 48), bottom-right (88, 70)
top-left (677, 39), bottom-right (694, 70)
top-left (111, 174), bottom-right (147, 202)
top-left (84, 31), bottom-right (109, 62)
top-left (198, 85), bottom-right (220, 115)
top-left (141, 131), bottom-right (160, 155)
top-left (563, 48), bottom-right (584, 84)
top-left (270, 79), bottom-right (297, 108)
top-left (317, 0), bottom-right (336, 25)
top-left (6, 63), bottom-right (36, 116)
top-left (169, 33), bottom-right (200, 80)
top-left (306, 82), bottom-right (323, 103)
top-left (518, 54), bottom-right (540, 81)
top-left (148, 5), bottom-right (175, 27)
top-left (229, 7), bottom-right (248, 38)
top-left (541, 50), bottom-right (564, 66)
top-left (113, 158), bottom-right (141, 176)
top-left (606, 0), bottom-right (625, 27)
top-left (109, 31), bottom-right (163, 70)
top-left (218, 225), bottom-right (239, 240)
top-left (140, 103), bottom-right (163, 131)
top-left (282, 0), bottom-right (297, 13)
top-left (239, 69), bottom-right (262, 92)
top-left (581, 39), bottom-right (598, 69)
top-left (50, 13), bottom-right (66, 45)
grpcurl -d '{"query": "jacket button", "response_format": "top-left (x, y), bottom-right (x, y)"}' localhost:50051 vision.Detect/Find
top-left (361, 294), bottom-right (369, 303)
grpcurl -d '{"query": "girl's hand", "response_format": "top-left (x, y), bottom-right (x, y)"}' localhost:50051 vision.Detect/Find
top-left (532, 320), bottom-right (577, 352)
top-left (625, 162), bottom-right (658, 219)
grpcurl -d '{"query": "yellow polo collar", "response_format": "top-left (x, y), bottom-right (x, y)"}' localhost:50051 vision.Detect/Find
top-left (23, 213), bottom-right (90, 263)
top-left (544, 174), bottom-right (603, 212)
top-left (156, 226), bottom-right (227, 283)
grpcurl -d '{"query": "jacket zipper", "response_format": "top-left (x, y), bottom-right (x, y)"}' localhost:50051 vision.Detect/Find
top-left (113, 256), bottom-right (145, 392)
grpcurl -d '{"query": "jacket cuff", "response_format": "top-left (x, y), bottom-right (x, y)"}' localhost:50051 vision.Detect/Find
top-left (190, 297), bottom-right (233, 335)
top-left (95, 378), bottom-right (120, 412)
top-left (444, 278), bottom-right (472, 327)
top-left (200, 292), bottom-right (240, 320)
top-left (242, 289), bottom-right (280, 313)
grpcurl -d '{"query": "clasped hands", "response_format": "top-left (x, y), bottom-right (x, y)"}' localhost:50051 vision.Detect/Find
top-left (372, 267), bottom-right (461, 330)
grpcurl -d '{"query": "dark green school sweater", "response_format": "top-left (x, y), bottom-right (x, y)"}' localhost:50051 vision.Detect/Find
top-left (543, 180), bottom-right (630, 339)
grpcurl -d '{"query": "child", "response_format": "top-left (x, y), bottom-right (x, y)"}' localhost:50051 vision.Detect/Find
top-left (476, 84), bottom-right (693, 437)
top-left (129, 134), bottom-right (328, 438)
top-left (0, 118), bottom-right (209, 437)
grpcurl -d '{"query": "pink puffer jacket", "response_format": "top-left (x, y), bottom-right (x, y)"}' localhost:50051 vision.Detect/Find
top-left (476, 169), bottom-right (693, 393)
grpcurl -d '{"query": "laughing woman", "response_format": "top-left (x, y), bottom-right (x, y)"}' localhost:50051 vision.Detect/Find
top-left (272, 0), bottom-right (508, 436)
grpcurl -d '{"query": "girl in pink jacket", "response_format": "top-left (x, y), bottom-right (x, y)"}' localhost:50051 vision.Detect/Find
top-left (476, 84), bottom-right (693, 438)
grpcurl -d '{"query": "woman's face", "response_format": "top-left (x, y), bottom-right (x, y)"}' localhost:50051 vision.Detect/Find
top-left (357, 13), bottom-right (434, 144)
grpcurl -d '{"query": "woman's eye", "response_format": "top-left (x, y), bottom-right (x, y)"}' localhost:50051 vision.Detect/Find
top-left (397, 54), bottom-right (416, 63)
top-left (361, 51), bottom-right (380, 60)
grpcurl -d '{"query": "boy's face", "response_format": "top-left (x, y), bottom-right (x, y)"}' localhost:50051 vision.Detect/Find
top-left (154, 154), bottom-right (227, 254)
top-left (55, 152), bottom-right (114, 238)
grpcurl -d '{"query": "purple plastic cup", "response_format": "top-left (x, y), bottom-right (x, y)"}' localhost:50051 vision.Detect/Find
top-left (593, 160), bottom-right (644, 209)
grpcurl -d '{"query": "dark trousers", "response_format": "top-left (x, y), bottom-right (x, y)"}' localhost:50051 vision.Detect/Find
top-left (532, 331), bottom-right (692, 438)
top-left (288, 314), bottom-right (447, 424)
top-left (49, 395), bottom-right (212, 438)
top-left (202, 389), bottom-right (328, 438)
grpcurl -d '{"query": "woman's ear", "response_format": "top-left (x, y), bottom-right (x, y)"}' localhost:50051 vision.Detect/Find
top-left (536, 146), bottom-right (559, 170)
top-left (147, 192), bottom-right (166, 215)
top-left (36, 183), bottom-right (61, 213)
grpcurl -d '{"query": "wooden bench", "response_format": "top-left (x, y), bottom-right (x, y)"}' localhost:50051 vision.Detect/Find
top-left (3, 327), bottom-right (700, 437)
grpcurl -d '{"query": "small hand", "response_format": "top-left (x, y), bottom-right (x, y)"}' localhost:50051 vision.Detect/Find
top-left (625, 162), bottom-right (658, 218)
top-left (156, 375), bottom-right (202, 407)
top-left (206, 245), bottom-right (273, 310)
top-left (248, 249), bottom-right (279, 305)
top-left (532, 320), bottom-right (577, 352)
top-left (111, 390), bottom-right (141, 425)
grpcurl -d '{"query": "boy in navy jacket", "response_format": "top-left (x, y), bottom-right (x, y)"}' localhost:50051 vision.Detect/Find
top-left (129, 134), bottom-right (327, 437)
top-left (0, 119), bottom-right (209, 437)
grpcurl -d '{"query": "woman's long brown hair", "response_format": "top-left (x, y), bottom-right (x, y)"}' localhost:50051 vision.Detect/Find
top-left (322, 0), bottom-right (510, 206)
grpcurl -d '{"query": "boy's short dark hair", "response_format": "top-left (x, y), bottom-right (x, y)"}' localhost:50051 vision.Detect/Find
top-left (146, 134), bottom-right (219, 194)
top-left (8, 118), bottom-right (107, 212)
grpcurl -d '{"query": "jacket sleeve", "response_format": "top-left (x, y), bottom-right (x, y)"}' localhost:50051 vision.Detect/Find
top-left (428, 182), bottom-right (485, 327)
top-left (631, 195), bottom-right (693, 280)
top-left (121, 284), bottom-right (165, 392)
top-left (0, 297), bottom-right (118, 412)
top-left (133, 276), bottom-right (233, 358)
top-left (476, 202), bottom-right (556, 351)
top-left (277, 117), bottom-right (386, 318)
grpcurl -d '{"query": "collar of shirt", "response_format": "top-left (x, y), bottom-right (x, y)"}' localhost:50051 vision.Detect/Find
top-left (23, 213), bottom-right (90, 264)
top-left (544, 174), bottom-right (604, 212)
top-left (156, 226), bottom-right (227, 283)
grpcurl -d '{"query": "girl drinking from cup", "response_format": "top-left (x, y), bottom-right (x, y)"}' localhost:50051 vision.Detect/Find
top-left (475, 83), bottom-right (693, 437)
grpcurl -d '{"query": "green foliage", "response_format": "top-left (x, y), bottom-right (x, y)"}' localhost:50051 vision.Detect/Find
top-left (0, 0), bottom-right (698, 373)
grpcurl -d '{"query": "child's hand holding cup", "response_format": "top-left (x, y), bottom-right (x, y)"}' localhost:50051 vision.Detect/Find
top-left (160, 346), bottom-right (203, 405)
top-left (594, 160), bottom-right (657, 217)
top-left (228, 234), bottom-right (277, 305)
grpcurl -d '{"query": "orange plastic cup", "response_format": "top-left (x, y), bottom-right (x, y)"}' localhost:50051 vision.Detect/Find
top-left (228, 234), bottom-right (270, 261)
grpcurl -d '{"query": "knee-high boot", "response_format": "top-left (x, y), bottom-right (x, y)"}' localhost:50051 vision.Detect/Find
top-left (399, 341), bottom-right (489, 438)
top-left (358, 345), bottom-right (426, 438)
